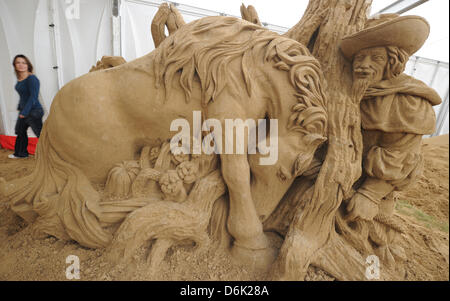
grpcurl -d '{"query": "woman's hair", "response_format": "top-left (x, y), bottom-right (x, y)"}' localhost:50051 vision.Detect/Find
top-left (12, 54), bottom-right (33, 79)
top-left (384, 46), bottom-right (409, 79)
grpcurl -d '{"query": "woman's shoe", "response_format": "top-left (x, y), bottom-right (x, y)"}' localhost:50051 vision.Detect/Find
top-left (8, 154), bottom-right (28, 159)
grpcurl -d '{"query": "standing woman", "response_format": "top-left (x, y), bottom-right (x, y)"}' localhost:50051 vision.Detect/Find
top-left (9, 54), bottom-right (44, 159)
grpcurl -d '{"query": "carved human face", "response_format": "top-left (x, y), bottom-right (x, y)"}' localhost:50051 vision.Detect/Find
top-left (352, 47), bottom-right (388, 84)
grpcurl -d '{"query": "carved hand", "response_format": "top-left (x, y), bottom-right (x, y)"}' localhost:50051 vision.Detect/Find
top-left (159, 170), bottom-right (187, 202)
top-left (176, 161), bottom-right (199, 184)
top-left (171, 153), bottom-right (190, 165)
top-left (346, 192), bottom-right (379, 221)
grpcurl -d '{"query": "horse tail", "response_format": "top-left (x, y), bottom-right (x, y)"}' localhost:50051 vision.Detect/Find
top-left (1, 123), bottom-right (111, 248)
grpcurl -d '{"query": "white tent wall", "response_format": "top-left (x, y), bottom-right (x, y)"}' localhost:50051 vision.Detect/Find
top-left (0, 0), bottom-right (448, 137)
top-left (405, 56), bottom-right (449, 136)
top-left (119, 0), bottom-right (287, 60)
top-left (0, 0), bottom-right (113, 136)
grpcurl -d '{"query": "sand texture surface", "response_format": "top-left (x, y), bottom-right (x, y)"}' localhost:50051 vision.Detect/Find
top-left (0, 135), bottom-right (448, 281)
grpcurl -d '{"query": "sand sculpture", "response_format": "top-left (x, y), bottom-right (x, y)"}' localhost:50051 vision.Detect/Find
top-left (0, 1), bottom-right (442, 280)
top-left (89, 56), bottom-right (127, 72)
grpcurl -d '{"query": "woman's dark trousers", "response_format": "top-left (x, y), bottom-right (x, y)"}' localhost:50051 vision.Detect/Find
top-left (14, 109), bottom-right (43, 157)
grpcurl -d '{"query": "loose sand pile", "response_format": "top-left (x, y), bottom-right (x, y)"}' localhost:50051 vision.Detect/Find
top-left (0, 135), bottom-right (448, 280)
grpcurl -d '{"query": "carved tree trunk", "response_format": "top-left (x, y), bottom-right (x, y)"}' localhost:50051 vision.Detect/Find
top-left (270, 0), bottom-right (373, 280)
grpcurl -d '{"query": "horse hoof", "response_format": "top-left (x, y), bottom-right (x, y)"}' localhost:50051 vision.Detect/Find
top-left (230, 243), bottom-right (278, 272)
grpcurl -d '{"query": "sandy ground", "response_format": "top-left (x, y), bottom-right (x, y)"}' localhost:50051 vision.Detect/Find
top-left (0, 135), bottom-right (448, 281)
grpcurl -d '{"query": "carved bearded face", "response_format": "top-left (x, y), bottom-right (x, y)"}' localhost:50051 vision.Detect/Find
top-left (352, 46), bottom-right (388, 85)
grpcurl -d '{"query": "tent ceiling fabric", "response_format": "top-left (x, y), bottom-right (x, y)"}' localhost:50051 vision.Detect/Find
top-left (0, 0), bottom-right (448, 136)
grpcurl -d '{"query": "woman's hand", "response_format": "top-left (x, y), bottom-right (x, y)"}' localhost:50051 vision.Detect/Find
top-left (19, 114), bottom-right (25, 119)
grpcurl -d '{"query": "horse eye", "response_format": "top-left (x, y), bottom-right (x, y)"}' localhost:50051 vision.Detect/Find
top-left (277, 166), bottom-right (291, 182)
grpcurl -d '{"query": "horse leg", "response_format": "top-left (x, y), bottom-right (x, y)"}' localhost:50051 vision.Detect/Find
top-left (205, 91), bottom-right (276, 269)
top-left (220, 153), bottom-right (277, 270)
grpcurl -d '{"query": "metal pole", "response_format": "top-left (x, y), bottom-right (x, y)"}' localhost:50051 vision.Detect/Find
top-left (410, 56), bottom-right (418, 77)
top-left (48, 0), bottom-right (64, 89)
top-left (112, 0), bottom-right (122, 56)
top-left (428, 61), bottom-right (440, 88)
top-left (433, 89), bottom-right (449, 137)
top-left (374, 0), bottom-right (429, 15)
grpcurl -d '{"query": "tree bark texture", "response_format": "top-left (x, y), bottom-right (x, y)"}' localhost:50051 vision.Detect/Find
top-left (271, 0), bottom-right (373, 280)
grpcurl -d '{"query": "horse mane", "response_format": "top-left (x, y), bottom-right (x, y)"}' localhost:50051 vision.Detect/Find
top-left (153, 16), bottom-right (327, 136)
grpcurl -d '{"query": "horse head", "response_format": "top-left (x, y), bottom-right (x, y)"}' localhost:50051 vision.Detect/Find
top-left (248, 36), bottom-right (328, 221)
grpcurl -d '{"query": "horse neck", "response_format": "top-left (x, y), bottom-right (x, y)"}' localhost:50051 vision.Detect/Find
top-left (253, 67), bottom-right (295, 130)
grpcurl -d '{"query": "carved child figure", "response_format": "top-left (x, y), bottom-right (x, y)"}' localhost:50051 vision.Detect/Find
top-left (340, 14), bottom-right (442, 221)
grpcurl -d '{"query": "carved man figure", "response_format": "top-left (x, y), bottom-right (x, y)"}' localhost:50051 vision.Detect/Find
top-left (340, 14), bottom-right (442, 221)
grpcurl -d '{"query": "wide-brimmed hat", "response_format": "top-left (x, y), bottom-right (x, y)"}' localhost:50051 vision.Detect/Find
top-left (340, 14), bottom-right (430, 60)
